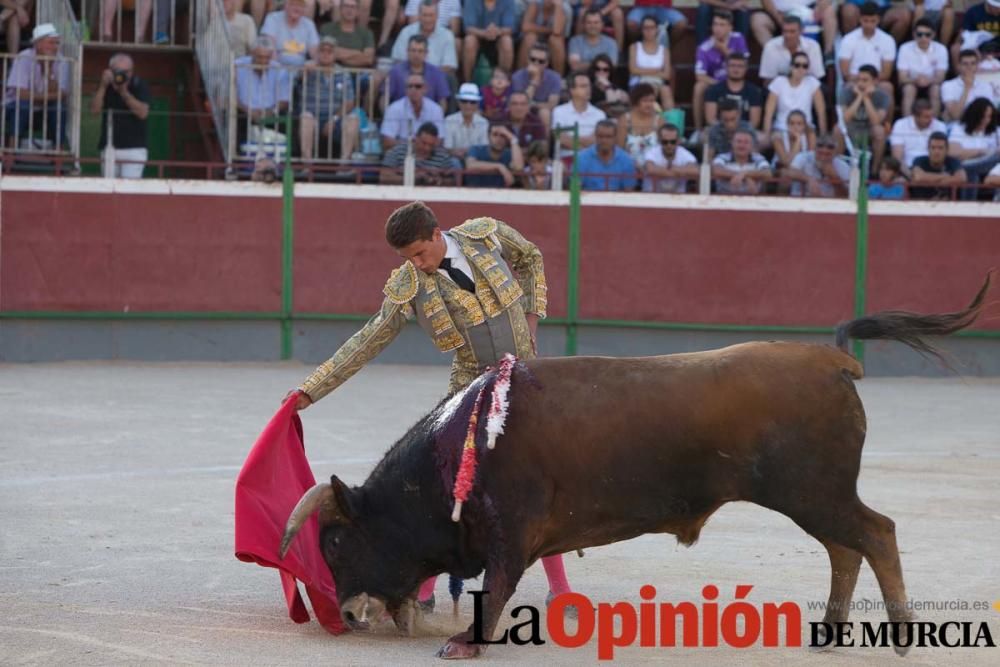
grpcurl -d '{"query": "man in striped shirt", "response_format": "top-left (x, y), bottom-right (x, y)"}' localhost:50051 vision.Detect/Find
top-left (381, 121), bottom-right (459, 184)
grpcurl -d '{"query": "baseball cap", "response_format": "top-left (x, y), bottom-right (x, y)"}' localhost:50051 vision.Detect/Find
top-left (319, 36), bottom-right (337, 48)
top-left (456, 83), bottom-right (482, 102)
top-left (32, 23), bottom-right (59, 42)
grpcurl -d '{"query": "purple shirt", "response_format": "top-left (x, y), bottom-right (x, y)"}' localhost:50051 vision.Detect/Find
top-left (511, 67), bottom-right (561, 106)
top-left (387, 61), bottom-right (451, 105)
top-left (694, 34), bottom-right (749, 81)
top-left (3, 48), bottom-right (72, 105)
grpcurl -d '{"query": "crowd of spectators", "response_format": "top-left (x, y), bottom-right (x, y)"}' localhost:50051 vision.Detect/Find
top-left (2, 0), bottom-right (999, 199)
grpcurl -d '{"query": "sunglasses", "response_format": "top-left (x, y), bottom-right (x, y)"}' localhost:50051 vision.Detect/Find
top-left (818, 143), bottom-right (836, 149)
top-left (459, 98), bottom-right (477, 104)
top-left (792, 62), bottom-right (809, 69)
top-left (916, 31), bottom-right (933, 38)
top-left (661, 139), bottom-right (677, 145)
top-left (594, 66), bottom-right (610, 72)
top-left (407, 83), bottom-right (424, 89)
top-left (530, 57), bottom-right (547, 64)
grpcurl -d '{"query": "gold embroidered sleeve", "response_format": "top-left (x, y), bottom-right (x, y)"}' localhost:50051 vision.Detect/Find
top-left (495, 219), bottom-right (547, 318)
top-left (298, 298), bottom-right (411, 402)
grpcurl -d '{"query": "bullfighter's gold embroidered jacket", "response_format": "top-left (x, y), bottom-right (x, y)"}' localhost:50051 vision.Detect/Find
top-left (299, 217), bottom-right (547, 399)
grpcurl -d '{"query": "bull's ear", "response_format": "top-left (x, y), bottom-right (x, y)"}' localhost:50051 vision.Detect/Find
top-left (321, 474), bottom-right (356, 526)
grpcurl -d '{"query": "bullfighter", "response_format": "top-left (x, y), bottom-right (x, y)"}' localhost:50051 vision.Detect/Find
top-left (288, 200), bottom-right (572, 613)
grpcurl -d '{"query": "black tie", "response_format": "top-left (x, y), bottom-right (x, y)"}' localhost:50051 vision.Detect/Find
top-left (440, 257), bottom-right (476, 293)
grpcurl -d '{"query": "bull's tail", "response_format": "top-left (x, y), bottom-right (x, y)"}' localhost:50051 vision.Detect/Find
top-left (835, 270), bottom-right (994, 366)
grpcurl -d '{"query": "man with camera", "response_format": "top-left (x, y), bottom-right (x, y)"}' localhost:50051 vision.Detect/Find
top-left (90, 52), bottom-right (150, 179)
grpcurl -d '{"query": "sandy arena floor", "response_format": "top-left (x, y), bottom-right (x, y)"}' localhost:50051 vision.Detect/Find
top-left (1, 362), bottom-right (998, 666)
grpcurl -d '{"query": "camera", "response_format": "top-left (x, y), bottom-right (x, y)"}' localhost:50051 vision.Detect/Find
top-left (112, 69), bottom-right (128, 85)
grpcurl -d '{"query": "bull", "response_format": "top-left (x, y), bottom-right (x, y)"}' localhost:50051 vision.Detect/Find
top-left (280, 273), bottom-right (992, 658)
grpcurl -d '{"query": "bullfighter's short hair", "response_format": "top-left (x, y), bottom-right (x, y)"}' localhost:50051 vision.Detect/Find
top-left (386, 201), bottom-right (439, 248)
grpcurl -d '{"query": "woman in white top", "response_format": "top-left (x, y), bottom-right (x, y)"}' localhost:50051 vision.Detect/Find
top-left (772, 109), bottom-right (816, 172)
top-left (616, 82), bottom-right (663, 168)
top-left (763, 51), bottom-right (826, 139)
top-left (948, 97), bottom-right (1000, 182)
top-left (628, 16), bottom-right (674, 110)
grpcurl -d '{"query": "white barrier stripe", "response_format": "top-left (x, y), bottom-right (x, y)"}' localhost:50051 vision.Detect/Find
top-left (0, 176), bottom-right (997, 217)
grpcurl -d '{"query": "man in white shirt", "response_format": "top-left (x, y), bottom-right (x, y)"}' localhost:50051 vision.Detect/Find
top-left (897, 18), bottom-right (949, 117)
top-left (941, 49), bottom-right (994, 122)
top-left (552, 72), bottom-right (607, 158)
top-left (838, 2), bottom-right (897, 118)
top-left (392, 0), bottom-right (458, 73)
top-left (381, 72), bottom-right (445, 149)
top-left (642, 123), bottom-right (699, 193)
top-left (751, 0), bottom-right (838, 58)
top-left (758, 14), bottom-right (825, 84)
top-left (444, 83), bottom-right (489, 159)
top-left (840, 0), bottom-right (914, 43)
top-left (890, 98), bottom-right (947, 174)
top-left (403, 0), bottom-right (463, 34)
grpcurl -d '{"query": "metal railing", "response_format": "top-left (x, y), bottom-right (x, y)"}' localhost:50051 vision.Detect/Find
top-left (231, 60), bottom-right (384, 170)
top-left (1, 37), bottom-right (82, 159)
top-left (83, 0), bottom-right (194, 47)
top-left (194, 0), bottom-right (235, 161)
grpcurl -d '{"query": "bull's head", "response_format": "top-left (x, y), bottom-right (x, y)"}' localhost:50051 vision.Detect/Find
top-left (279, 475), bottom-right (427, 633)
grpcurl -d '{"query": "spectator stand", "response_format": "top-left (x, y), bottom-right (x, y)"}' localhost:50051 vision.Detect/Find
top-left (194, 0), bottom-right (383, 180)
top-left (2, 0), bottom-right (83, 172)
top-left (82, 0), bottom-right (194, 48)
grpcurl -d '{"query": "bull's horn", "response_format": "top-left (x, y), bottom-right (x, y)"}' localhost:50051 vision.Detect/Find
top-left (279, 482), bottom-right (332, 559)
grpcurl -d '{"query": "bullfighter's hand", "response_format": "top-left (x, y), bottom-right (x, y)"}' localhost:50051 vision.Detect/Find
top-left (283, 389), bottom-right (313, 410)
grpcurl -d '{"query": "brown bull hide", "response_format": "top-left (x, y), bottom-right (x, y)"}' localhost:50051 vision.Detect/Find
top-left (281, 271), bottom-right (992, 659)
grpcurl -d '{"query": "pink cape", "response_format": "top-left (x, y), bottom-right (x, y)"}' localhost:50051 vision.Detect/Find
top-left (234, 396), bottom-right (347, 635)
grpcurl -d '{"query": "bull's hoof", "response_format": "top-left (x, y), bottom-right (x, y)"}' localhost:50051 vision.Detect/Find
top-left (436, 638), bottom-right (482, 659)
top-left (392, 599), bottom-right (416, 636)
top-left (808, 624), bottom-right (833, 652)
top-left (893, 623), bottom-right (912, 657)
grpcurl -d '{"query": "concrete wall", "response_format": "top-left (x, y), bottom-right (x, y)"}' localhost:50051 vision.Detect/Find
top-left (1, 178), bottom-right (997, 375)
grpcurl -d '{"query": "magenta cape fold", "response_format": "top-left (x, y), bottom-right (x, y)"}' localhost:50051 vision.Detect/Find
top-left (234, 396), bottom-right (346, 635)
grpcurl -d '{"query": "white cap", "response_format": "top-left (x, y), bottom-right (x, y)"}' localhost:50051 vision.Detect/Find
top-left (988, 0), bottom-right (1000, 8)
top-left (32, 23), bottom-right (59, 42)
top-left (456, 82), bottom-right (482, 102)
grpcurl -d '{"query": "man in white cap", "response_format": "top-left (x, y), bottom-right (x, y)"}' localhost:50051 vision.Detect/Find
top-left (2, 23), bottom-right (71, 150)
top-left (444, 82), bottom-right (488, 159)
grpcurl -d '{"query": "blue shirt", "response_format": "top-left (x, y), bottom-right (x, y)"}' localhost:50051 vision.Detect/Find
top-left (463, 0), bottom-right (516, 31)
top-left (465, 144), bottom-right (512, 188)
top-left (234, 57), bottom-right (292, 111)
top-left (868, 182), bottom-right (905, 200)
top-left (576, 145), bottom-right (637, 191)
